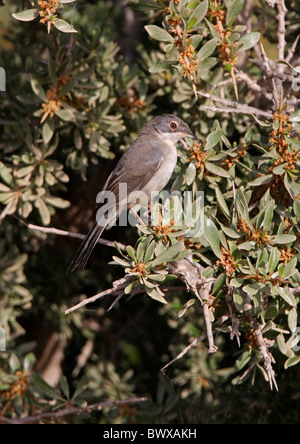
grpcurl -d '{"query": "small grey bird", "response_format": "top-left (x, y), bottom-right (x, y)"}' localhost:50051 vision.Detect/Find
top-left (69, 114), bottom-right (197, 272)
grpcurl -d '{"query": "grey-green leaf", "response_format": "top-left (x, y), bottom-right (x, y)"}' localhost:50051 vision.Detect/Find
top-left (145, 25), bottom-right (175, 42)
top-left (12, 9), bottom-right (39, 22)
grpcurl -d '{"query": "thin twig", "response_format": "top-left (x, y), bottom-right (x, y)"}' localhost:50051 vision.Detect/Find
top-left (235, 70), bottom-right (273, 101)
top-left (0, 397), bottom-right (148, 424)
top-left (25, 222), bottom-right (126, 251)
top-left (161, 333), bottom-right (206, 373)
top-left (225, 286), bottom-right (241, 347)
top-left (203, 303), bottom-right (218, 353)
top-left (286, 35), bottom-right (300, 64)
top-left (65, 276), bottom-right (129, 314)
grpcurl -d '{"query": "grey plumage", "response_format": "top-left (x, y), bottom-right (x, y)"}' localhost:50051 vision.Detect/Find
top-left (68, 114), bottom-right (197, 272)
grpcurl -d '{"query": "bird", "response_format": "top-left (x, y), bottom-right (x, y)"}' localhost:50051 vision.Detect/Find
top-left (68, 114), bottom-right (198, 272)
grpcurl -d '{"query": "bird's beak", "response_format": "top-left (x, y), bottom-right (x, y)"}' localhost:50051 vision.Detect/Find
top-left (183, 130), bottom-right (198, 141)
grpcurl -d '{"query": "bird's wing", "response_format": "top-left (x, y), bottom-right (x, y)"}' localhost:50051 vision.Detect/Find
top-left (103, 141), bottom-right (164, 200)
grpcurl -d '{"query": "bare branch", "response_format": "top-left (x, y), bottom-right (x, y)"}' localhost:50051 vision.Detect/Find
top-left (197, 90), bottom-right (273, 118)
top-left (276, 0), bottom-right (287, 63)
top-left (64, 276), bottom-right (129, 314)
top-left (225, 287), bottom-right (241, 347)
top-left (167, 255), bottom-right (217, 352)
top-left (265, 0), bottom-right (276, 7)
top-left (235, 70), bottom-right (273, 101)
top-left (244, 294), bottom-right (278, 391)
top-left (0, 397), bottom-right (148, 424)
top-left (25, 222), bottom-right (127, 251)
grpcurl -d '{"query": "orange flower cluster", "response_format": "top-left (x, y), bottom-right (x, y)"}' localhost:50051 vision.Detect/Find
top-left (0, 371), bottom-right (29, 415)
top-left (129, 262), bottom-right (148, 277)
top-left (116, 93), bottom-right (146, 112)
top-left (186, 142), bottom-right (208, 172)
top-left (269, 110), bottom-right (299, 172)
top-left (168, 15), bottom-right (197, 79)
top-left (38, 0), bottom-right (58, 24)
top-left (178, 45), bottom-right (197, 78)
top-left (279, 247), bottom-right (296, 265)
top-left (216, 247), bottom-right (236, 276)
top-left (237, 218), bottom-right (272, 246)
top-left (223, 143), bottom-right (248, 169)
top-left (41, 75), bottom-right (70, 123)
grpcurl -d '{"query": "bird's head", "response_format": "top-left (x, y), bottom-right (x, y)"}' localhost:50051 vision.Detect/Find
top-left (144, 114), bottom-right (198, 143)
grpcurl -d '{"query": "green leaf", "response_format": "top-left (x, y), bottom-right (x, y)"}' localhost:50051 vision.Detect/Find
top-left (205, 162), bottom-right (232, 178)
top-left (225, 0), bottom-right (245, 26)
top-left (44, 196), bottom-right (70, 209)
top-left (12, 9), bottom-right (39, 22)
top-left (149, 59), bottom-right (177, 73)
top-left (145, 25), bottom-right (175, 42)
top-left (276, 287), bottom-right (297, 307)
top-left (202, 215), bottom-right (221, 258)
top-left (31, 373), bottom-right (64, 401)
top-left (42, 119), bottom-right (55, 145)
top-left (31, 78), bottom-right (47, 101)
top-left (205, 129), bottom-right (223, 149)
top-left (212, 273), bottom-right (226, 295)
top-left (127, 0), bottom-right (162, 11)
top-left (53, 18), bottom-right (77, 33)
top-left (272, 234), bottom-right (296, 245)
top-left (288, 307), bottom-right (297, 334)
top-left (72, 375), bottom-right (90, 401)
top-left (60, 375), bottom-right (70, 399)
top-left (34, 198), bottom-right (51, 225)
top-left (151, 241), bottom-right (185, 267)
top-left (55, 108), bottom-right (76, 122)
top-left (280, 257), bottom-right (297, 279)
top-left (268, 247), bottom-right (280, 274)
top-left (197, 38), bottom-right (218, 60)
top-left (126, 245), bottom-right (137, 261)
top-left (144, 239), bottom-right (156, 264)
top-left (284, 355), bottom-right (300, 369)
top-left (0, 161), bottom-right (13, 184)
top-left (187, 16), bottom-right (197, 31)
top-left (111, 256), bottom-right (130, 267)
top-left (189, 0), bottom-right (208, 29)
top-left (215, 187), bottom-right (230, 218)
top-left (238, 32), bottom-right (261, 51)
top-left (145, 285), bottom-right (167, 304)
top-left (247, 174), bottom-right (273, 186)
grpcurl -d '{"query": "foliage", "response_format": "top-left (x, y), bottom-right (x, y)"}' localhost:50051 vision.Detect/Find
top-left (0, 0), bottom-right (300, 424)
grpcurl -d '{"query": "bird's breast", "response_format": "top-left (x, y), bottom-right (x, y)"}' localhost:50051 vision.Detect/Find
top-left (142, 141), bottom-right (177, 194)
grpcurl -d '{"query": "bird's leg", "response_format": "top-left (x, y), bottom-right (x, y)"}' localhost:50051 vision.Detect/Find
top-left (130, 208), bottom-right (146, 226)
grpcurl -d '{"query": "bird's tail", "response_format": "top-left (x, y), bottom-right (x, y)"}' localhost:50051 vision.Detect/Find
top-left (68, 221), bottom-right (106, 272)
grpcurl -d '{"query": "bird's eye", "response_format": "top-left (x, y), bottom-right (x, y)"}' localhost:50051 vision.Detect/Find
top-left (170, 121), bottom-right (178, 130)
